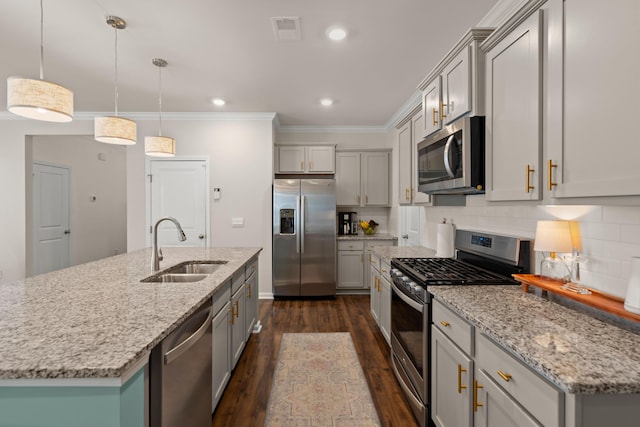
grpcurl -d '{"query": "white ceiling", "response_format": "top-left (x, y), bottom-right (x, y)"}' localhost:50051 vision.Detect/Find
top-left (0, 0), bottom-right (499, 127)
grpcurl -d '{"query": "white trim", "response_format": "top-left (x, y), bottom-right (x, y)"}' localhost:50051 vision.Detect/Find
top-left (0, 353), bottom-right (148, 387)
top-left (277, 125), bottom-right (388, 134)
top-left (384, 90), bottom-right (422, 130)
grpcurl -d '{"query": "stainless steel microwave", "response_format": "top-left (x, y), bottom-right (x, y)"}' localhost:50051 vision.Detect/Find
top-left (416, 116), bottom-right (485, 195)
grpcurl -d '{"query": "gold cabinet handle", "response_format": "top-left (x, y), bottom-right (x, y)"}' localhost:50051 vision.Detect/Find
top-left (440, 321), bottom-right (450, 327)
top-left (229, 306), bottom-right (235, 324)
top-left (497, 370), bottom-right (512, 382)
top-left (357, 195), bottom-right (361, 205)
top-left (405, 188), bottom-right (410, 201)
top-left (547, 159), bottom-right (557, 191)
top-left (473, 380), bottom-right (484, 412)
top-left (309, 161), bottom-right (313, 170)
top-left (439, 101), bottom-right (447, 122)
top-left (300, 161), bottom-right (304, 171)
top-left (234, 300), bottom-right (239, 318)
top-left (526, 165), bottom-right (535, 193)
top-left (365, 195), bottom-right (369, 204)
top-left (457, 364), bottom-right (468, 394)
top-left (246, 284), bottom-right (251, 299)
top-left (377, 277), bottom-right (381, 292)
top-left (432, 107), bottom-right (437, 126)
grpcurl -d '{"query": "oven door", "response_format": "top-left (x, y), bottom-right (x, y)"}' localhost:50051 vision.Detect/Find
top-left (391, 279), bottom-right (429, 415)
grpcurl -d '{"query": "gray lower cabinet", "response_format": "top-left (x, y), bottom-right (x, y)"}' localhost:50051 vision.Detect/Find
top-left (211, 297), bottom-right (231, 412)
top-left (337, 241), bottom-right (365, 289)
top-left (369, 252), bottom-right (391, 346)
top-left (211, 258), bottom-right (259, 414)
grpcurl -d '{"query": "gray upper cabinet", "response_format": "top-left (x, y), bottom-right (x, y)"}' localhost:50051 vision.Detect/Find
top-left (417, 28), bottom-right (493, 140)
top-left (335, 150), bottom-right (390, 207)
top-left (275, 145), bottom-right (335, 174)
top-left (549, 0), bottom-right (640, 198)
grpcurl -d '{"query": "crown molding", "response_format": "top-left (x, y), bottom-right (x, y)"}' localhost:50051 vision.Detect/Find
top-left (0, 111), bottom-right (277, 121)
top-left (384, 90), bottom-right (422, 130)
top-left (277, 125), bottom-right (387, 134)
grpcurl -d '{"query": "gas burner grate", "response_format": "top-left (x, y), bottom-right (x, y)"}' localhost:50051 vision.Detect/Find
top-left (393, 257), bottom-right (516, 286)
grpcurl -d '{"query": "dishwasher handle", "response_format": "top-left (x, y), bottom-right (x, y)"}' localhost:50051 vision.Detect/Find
top-left (164, 306), bottom-right (213, 365)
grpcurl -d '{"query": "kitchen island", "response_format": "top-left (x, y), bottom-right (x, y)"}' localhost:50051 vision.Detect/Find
top-left (0, 246), bottom-right (261, 427)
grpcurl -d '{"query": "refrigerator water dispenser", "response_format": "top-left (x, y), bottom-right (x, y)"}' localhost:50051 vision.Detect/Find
top-left (280, 209), bottom-right (295, 234)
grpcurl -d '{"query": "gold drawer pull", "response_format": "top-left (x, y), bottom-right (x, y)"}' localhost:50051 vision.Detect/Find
top-left (234, 300), bottom-right (239, 318)
top-left (440, 321), bottom-right (450, 327)
top-left (229, 306), bottom-right (235, 324)
top-left (473, 380), bottom-right (484, 412)
top-left (432, 107), bottom-right (437, 126)
top-left (457, 364), bottom-right (467, 394)
top-left (497, 370), bottom-right (512, 382)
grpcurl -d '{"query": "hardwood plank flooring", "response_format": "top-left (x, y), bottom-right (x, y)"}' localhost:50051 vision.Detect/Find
top-left (211, 296), bottom-right (419, 427)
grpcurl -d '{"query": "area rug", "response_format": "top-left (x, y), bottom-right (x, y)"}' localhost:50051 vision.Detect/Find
top-left (265, 332), bottom-right (382, 427)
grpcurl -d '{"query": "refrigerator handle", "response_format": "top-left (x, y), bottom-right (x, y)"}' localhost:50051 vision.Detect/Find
top-left (300, 195), bottom-right (305, 253)
top-left (296, 196), bottom-right (301, 253)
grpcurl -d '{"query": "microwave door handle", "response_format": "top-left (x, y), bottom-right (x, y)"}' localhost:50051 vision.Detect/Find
top-left (443, 134), bottom-right (457, 178)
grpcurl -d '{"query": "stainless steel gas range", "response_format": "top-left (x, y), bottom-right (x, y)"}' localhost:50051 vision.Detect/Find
top-left (389, 230), bottom-right (532, 427)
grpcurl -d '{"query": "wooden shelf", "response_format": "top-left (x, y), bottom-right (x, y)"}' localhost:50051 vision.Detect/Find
top-left (513, 274), bottom-right (640, 323)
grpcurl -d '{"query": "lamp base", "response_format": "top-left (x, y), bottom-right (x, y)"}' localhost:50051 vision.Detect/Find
top-left (540, 256), bottom-right (571, 283)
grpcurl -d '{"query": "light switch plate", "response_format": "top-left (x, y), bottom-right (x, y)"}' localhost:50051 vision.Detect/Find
top-left (232, 217), bottom-right (244, 227)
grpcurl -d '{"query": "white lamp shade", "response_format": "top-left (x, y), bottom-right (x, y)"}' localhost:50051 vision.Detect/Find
top-left (534, 220), bottom-right (573, 253)
top-left (7, 77), bottom-right (74, 122)
top-left (94, 116), bottom-right (137, 145)
top-left (145, 136), bottom-right (175, 157)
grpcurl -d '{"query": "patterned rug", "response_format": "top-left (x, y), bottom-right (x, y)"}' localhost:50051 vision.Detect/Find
top-left (265, 332), bottom-right (382, 427)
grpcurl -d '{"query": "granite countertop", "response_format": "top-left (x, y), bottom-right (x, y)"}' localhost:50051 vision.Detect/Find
top-left (429, 286), bottom-right (640, 394)
top-left (337, 233), bottom-right (397, 241)
top-left (370, 246), bottom-right (436, 263)
top-left (0, 247), bottom-right (261, 381)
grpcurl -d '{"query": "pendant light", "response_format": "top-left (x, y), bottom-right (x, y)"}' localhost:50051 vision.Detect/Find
top-left (145, 58), bottom-right (175, 157)
top-left (6, 0), bottom-right (73, 122)
top-left (94, 16), bottom-right (136, 145)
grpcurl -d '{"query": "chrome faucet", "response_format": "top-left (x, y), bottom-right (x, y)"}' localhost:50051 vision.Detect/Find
top-left (152, 216), bottom-right (187, 271)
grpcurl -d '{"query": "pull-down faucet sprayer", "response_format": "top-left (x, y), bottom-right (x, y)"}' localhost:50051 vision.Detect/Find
top-left (152, 216), bottom-right (187, 271)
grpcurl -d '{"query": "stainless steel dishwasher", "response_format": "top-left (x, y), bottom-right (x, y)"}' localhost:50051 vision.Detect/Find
top-left (150, 300), bottom-right (213, 427)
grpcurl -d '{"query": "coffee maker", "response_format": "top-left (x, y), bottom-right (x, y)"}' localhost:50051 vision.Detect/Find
top-left (338, 212), bottom-right (358, 235)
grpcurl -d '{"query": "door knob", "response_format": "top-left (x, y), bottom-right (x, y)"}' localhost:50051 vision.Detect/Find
top-left (64, 230), bottom-right (71, 234)
top-left (199, 234), bottom-right (205, 239)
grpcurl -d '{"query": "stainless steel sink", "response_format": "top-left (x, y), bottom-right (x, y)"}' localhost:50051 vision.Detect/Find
top-left (142, 273), bottom-right (209, 283)
top-left (141, 260), bottom-right (228, 283)
top-left (166, 261), bottom-right (228, 275)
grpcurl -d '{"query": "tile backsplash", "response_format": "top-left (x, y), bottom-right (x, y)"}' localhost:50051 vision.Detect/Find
top-left (419, 196), bottom-right (640, 298)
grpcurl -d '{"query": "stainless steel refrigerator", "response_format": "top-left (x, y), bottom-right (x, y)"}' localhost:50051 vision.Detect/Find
top-left (273, 179), bottom-right (336, 297)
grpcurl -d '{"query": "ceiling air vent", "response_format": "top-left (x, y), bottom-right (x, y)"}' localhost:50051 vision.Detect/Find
top-left (271, 16), bottom-right (301, 41)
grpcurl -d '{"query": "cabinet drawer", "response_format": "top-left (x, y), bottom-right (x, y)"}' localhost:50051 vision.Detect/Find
top-left (231, 269), bottom-right (245, 294)
top-left (212, 280), bottom-right (231, 315)
top-left (380, 259), bottom-right (391, 280)
top-left (432, 299), bottom-right (473, 356)
top-left (476, 332), bottom-right (562, 427)
top-left (337, 240), bottom-right (365, 251)
top-left (369, 252), bottom-right (381, 270)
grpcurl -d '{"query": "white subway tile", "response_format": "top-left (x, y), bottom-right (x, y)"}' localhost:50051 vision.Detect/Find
top-left (583, 223), bottom-right (621, 241)
top-left (621, 224), bottom-right (640, 244)
top-left (603, 206), bottom-right (640, 225)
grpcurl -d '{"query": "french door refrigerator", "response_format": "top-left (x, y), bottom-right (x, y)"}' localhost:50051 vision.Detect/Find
top-left (273, 179), bottom-right (336, 297)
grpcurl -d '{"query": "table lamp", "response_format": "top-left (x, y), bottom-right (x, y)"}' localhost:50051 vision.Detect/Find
top-left (534, 220), bottom-right (573, 282)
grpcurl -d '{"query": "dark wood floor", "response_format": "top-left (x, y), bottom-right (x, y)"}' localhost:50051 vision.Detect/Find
top-left (211, 296), bottom-right (419, 427)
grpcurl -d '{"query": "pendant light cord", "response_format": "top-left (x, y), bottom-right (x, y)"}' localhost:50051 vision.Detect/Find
top-left (39, 0), bottom-right (44, 80)
top-left (158, 64), bottom-right (163, 136)
top-left (114, 27), bottom-right (119, 117)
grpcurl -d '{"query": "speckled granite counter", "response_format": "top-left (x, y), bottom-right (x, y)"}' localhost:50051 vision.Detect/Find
top-left (370, 245), bottom-right (436, 263)
top-left (429, 286), bottom-right (640, 394)
top-left (0, 247), bottom-right (261, 380)
top-left (336, 233), bottom-right (397, 241)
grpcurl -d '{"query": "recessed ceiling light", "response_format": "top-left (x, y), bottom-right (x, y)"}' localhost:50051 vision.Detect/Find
top-left (326, 26), bottom-right (347, 41)
top-left (320, 98), bottom-right (333, 107)
top-left (212, 98), bottom-right (226, 106)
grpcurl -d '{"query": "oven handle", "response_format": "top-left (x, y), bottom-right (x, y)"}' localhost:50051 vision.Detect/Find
top-left (392, 281), bottom-right (424, 313)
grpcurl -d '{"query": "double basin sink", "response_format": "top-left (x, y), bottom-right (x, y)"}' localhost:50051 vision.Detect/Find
top-left (141, 260), bottom-right (228, 283)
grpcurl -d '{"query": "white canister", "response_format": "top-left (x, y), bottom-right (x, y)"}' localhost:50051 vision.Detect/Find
top-left (624, 256), bottom-right (640, 315)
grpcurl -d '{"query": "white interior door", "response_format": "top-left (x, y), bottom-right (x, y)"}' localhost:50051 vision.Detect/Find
top-left (33, 163), bottom-right (70, 275)
top-left (149, 159), bottom-right (208, 247)
top-left (398, 205), bottom-right (422, 247)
